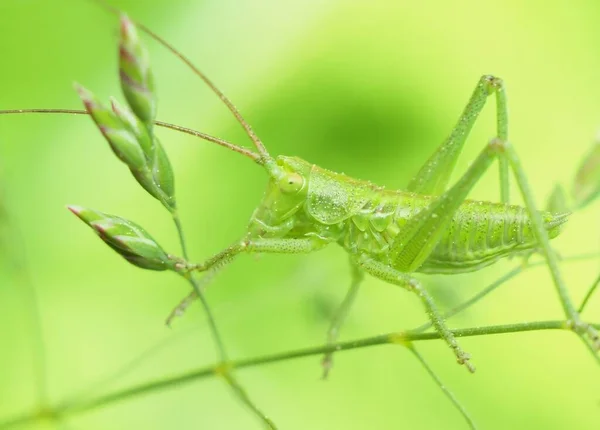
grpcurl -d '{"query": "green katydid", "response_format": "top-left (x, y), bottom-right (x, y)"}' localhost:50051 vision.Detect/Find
top-left (170, 75), bottom-right (573, 376)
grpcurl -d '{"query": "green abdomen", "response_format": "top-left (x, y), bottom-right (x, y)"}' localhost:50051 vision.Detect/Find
top-left (421, 201), bottom-right (553, 273)
top-left (339, 192), bottom-right (567, 274)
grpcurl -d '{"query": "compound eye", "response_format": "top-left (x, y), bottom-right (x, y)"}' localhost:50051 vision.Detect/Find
top-left (278, 173), bottom-right (304, 194)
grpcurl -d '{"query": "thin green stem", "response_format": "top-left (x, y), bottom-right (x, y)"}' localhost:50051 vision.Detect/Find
top-left (181, 273), bottom-right (228, 362)
top-left (579, 272), bottom-right (600, 313)
top-left (406, 344), bottom-right (477, 430)
top-left (17, 270), bottom-right (48, 406)
top-left (64, 321), bottom-right (568, 410)
top-left (181, 274), bottom-right (275, 428)
top-left (576, 333), bottom-right (600, 366)
top-left (32, 252), bottom-right (600, 425)
top-left (502, 143), bottom-right (600, 365)
top-left (58, 326), bottom-right (200, 408)
top-left (414, 252), bottom-right (600, 334)
top-left (170, 212), bottom-right (274, 427)
top-left (0, 197), bottom-right (48, 407)
top-left (414, 265), bottom-right (523, 334)
top-left (56, 251), bottom-right (600, 412)
top-left (170, 209), bottom-right (228, 361)
top-left (2, 320), bottom-right (598, 429)
top-left (504, 145), bottom-right (579, 318)
top-left (221, 372), bottom-right (277, 429)
top-left (171, 211), bottom-right (188, 260)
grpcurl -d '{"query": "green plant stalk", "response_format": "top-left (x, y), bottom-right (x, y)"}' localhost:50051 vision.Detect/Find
top-left (414, 252), bottom-right (600, 333)
top-left (1, 319), bottom-right (595, 430)
top-left (0, 200), bottom-right (48, 408)
top-left (171, 211), bottom-right (189, 260)
top-left (504, 145), bottom-right (575, 317)
top-left (579, 272), bottom-right (600, 313)
top-left (406, 344), bottom-right (476, 430)
top-left (171, 210), bottom-right (274, 428)
top-left (12, 269), bottom-right (48, 407)
top-left (65, 320), bottom-right (600, 406)
top-left (179, 272), bottom-right (228, 362)
top-left (504, 143), bottom-right (600, 359)
top-left (51, 251), bottom-right (599, 415)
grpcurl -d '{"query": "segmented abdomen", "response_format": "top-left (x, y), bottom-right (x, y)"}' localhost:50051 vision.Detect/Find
top-left (422, 201), bottom-right (534, 273)
top-left (339, 191), bottom-right (566, 274)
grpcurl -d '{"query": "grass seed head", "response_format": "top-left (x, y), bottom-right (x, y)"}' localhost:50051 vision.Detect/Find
top-left (67, 205), bottom-right (174, 271)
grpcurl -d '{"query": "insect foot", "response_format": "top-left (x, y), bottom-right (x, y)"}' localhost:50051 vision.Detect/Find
top-left (456, 351), bottom-right (475, 373)
top-left (481, 74), bottom-right (504, 95)
top-left (321, 353), bottom-right (333, 380)
top-left (487, 137), bottom-right (508, 154)
top-left (405, 279), bottom-right (476, 374)
top-left (354, 255), bottom-right (478, 374)
top-left (165, 290), bottom-right (197, 327)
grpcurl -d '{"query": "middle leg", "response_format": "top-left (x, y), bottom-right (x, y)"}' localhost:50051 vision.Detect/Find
top-left (321, 259), bottom-right (364, 379)
top-left (353, 254), bottom-right (475, 373)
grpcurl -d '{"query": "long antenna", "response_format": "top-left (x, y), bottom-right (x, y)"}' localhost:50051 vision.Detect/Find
top-left (0, 109), bottom-right (261, 162)
top-left (91, 0), bottom-right (271, 162)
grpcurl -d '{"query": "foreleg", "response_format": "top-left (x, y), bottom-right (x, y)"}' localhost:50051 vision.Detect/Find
top-left (187, 237), bottom-right (329, 273)
top-left (167, 237), bottom-right (329, 322)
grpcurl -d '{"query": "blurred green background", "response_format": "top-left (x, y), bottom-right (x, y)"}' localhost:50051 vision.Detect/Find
top-left (1, 0), bottom-right (599, 429)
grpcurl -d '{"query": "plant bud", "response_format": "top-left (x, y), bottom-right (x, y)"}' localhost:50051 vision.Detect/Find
top-left (110, 98), bottom-right (175, 209)
top-left (68, 205), bottom-right (174, 271)
top-left (75, 84), bottom-right (146, 171)
top-left (151, 138), bottom-right (175, 206)
top-left (119, 14), bottom-right (156, 124)
top-left (110, 97), bottom-right (153, 156)
top-left (76, 85), bottom-right (176, 211)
